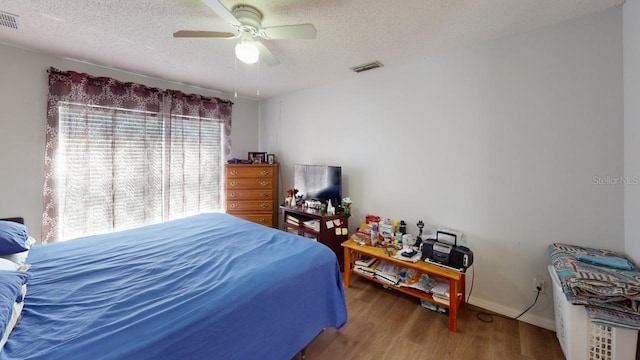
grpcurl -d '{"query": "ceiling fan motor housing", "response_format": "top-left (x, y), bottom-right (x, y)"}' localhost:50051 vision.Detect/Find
top-left (232, 5), bottom-right (262, 32)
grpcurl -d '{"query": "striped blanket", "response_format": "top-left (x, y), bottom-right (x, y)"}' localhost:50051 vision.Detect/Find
top-left (549, 243), bottom-right (640, 329)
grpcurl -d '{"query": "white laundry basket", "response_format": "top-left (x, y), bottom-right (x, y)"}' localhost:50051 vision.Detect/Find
top-left (548, 265), bottom-right (638, 360)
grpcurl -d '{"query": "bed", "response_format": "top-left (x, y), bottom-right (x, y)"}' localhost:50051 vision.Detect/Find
top-left (0, 213), bottom-right (348, 359)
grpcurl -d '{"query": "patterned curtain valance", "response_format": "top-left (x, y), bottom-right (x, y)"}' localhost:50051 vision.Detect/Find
top-left (47, 67), bottom-right (233, 116)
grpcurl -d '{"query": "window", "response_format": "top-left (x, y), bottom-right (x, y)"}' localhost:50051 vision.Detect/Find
top-left (55, 103), bottom-right (224, 241)
top-left (43, 68), bottom-right (233, 243)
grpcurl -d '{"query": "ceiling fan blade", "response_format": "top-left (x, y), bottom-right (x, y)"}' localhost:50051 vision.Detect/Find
top-left (262, 24), bottom-right (317, 40)
top-left (254, 41), bottom-right (280, 66)
top-left (200, 0), bottom-right (241, 27)
top-left (173, 30), bottom-right (236, 38)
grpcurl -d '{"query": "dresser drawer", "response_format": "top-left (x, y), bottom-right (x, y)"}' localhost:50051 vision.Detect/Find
top-left (226, 166), bottom-right (276, 178)
top-left (231, 214), bottom-right (274, 227)
top-left (227, 200), bottom-right (274, 212)
top-left (226, 189), bottom-right (273, 200)
top-left (226, 178), bottom-right (274, 189)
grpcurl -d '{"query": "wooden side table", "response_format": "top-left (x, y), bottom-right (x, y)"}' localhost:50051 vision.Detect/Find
top-left (342, 239), bottom-right (466, 332)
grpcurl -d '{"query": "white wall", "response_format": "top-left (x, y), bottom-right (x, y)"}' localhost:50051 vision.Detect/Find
top-left (624, 0), bottom-right (640, 263)
top-left (0, 44), bottom-right (260, 242)
top-left (260, 8), bottom-right (623, 329)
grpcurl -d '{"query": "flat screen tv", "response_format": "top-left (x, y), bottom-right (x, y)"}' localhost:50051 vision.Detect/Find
top-left (294, 164), bottom-right (342, 206)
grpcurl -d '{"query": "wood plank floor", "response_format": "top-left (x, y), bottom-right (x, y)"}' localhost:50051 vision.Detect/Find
top-left (301, 276), bottom-right (566, 360)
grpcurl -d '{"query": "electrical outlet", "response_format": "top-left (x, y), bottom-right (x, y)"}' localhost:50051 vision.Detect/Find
top-left (533, 275), bottom-right (545, 293)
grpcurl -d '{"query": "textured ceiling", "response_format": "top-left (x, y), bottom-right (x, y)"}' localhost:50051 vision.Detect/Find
top-left (0, 0), bottom-right (625, 99)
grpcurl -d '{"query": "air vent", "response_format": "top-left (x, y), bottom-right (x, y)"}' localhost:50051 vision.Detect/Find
top-left (350, 61), bottom-right (383, 73)
top-left (0, 11), bottom-right (20, 30)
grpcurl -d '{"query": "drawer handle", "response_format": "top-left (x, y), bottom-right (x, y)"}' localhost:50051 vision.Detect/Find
top-left (260, 192), bottom-right (269, 197)
top-left (260, 181), bottom-right (269, 187)
top-left (260, 170), bottom-right (270, 176)
top-left (230, 193), bottom-right (239, 198)
top-left (260, 218), bottom-right (268, 223)
top-left (260, 203), bottom-right (269, 208)
top-left (230, 170), bottom-right (239, 176)
top-left (230, 181), bottom-right (239, 187)
top-left (230, 203), bottom-right (239, 209)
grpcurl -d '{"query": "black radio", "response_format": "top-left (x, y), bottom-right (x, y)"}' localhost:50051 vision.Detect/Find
top-left (421, 231), bottom-right (473, 270)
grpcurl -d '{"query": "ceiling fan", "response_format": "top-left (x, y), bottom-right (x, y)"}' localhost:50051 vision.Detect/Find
top-left (174, 0), bottom-right (317, 66)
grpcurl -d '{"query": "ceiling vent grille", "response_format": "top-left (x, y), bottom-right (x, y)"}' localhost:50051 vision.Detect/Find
top-left (350, 61), bottom-right (383, 73)
top-left (0, 11), bottom-right (20, 30)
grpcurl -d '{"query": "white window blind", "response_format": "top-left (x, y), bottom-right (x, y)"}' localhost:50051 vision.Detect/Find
top-left (57, 103), bottom-right (223, 241)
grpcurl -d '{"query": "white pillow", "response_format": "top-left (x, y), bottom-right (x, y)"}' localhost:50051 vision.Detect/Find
top-left (0, 258), bottom-right (19, 271)
top-left (0, 259), bottom-right (29, 272)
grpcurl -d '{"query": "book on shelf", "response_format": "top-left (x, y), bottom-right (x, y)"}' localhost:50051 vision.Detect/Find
top-left (420, 299), bottom-right (449, 314)
top-left (354, 259), bottom-right (379, 277)
top-left (355, 255), bottom-right (376, 267)
top-left (432, 293), bottom-right (450, 305)
top-left (285, 215), bottom-right (300, 225)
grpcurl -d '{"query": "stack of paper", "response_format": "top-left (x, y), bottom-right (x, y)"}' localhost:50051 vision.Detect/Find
top-left (374, 261), bottom-right (403, 285)
top-left (431, 281), bottom-right (450, 297)
top-left (399, 272), bottom-right (439, 293)
top-left (430, 281), bottom-right (451, 305)
top-left (398, 268), bottom-right (421, 288)
top-left (302, 219), bottom-right (320, 231)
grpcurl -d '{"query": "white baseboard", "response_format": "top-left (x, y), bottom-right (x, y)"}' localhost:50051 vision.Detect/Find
top-left (467, 296), bottom-right (556, 331)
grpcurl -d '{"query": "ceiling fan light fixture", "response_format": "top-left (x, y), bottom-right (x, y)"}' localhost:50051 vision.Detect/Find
top-left (235, 39), bottom-right (259, 64)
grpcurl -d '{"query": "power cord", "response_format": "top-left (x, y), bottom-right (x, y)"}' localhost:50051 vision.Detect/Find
top-left (513, 286), bottom-right (541, 320)
top-left (466, 266), bottom-right (543, 323)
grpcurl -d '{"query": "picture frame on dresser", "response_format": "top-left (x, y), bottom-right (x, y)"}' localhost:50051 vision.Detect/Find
top-left (248, 152), bottom-right (266, 164)
top-left (267, 154), bottom-right (275, 164)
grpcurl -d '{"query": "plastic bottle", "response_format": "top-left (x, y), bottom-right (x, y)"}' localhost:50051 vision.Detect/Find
top-left (399, 220), bottom-right (407, 235)
top-left (370, 223), bottom-right (378, 245)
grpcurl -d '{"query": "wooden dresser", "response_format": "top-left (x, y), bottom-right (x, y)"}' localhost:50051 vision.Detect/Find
top-left (225, 163), bottom-right (279, 228)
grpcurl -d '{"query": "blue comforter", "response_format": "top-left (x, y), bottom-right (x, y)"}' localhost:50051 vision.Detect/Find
top-left (1, 213), bottom-right (347, 360)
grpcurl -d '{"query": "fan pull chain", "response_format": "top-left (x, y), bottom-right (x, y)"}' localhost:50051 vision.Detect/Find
top-left (234, 55), bottom-right (238, 98)
top-left (256, 61), bottom-right (261, 97)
